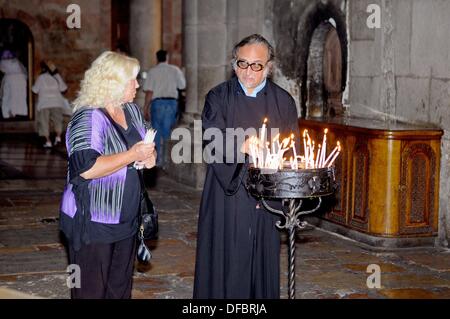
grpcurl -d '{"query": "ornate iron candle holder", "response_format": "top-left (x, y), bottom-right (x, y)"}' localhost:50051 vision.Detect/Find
top-left (247, 166), bottom-right (336, 299)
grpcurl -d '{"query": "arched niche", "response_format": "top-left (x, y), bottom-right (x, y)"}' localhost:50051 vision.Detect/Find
top-left (0, 18), bottom-right (34, 121)
top-left (295, 2), bottom-right (348, 118)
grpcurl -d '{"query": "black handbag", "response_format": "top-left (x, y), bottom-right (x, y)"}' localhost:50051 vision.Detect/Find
top-left (99, 108), bottom-right (158, 264)
top-left (136, 170), bottom-right (158, 264)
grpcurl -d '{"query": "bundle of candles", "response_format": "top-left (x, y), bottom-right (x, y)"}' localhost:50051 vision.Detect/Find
top-left (249, 119), bottom-right (341, 170)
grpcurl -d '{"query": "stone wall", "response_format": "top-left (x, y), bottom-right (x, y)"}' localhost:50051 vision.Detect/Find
top-left (178, 0), bottom-right (450, 246)
top-left (269, 0), bottom-right (347, 116)
top-left (0, 0), bottom-right (112, 103)
top-left (170, 0), bottom-right (269, 188)
top-left (162, 0), bottom-right (183, 67)
top-left (347, 0), bottom-right (450, 246)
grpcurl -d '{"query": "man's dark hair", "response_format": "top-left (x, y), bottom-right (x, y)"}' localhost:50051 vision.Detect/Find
top-left (156, 50), bottom-right (167, 63)
top-left (232, 34), bottom-right (275, 62)
top-left (40, 61), bottom-right (50, 74)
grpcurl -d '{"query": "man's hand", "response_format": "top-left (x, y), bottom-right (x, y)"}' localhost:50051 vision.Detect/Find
top-left (240, 136), bottom-right (263, 155)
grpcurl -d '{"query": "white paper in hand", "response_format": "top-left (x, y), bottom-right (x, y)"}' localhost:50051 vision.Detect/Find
top-left (134, 128), bottom-right (157, 170)
top-left (144, 128), bottom-right (156, 144)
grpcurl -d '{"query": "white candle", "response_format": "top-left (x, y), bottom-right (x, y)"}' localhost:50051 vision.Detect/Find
top-left (290, 134), bottom-right (297, 169)
top-left (320, 128), bottom-right (328, 167)
top-left (272, 133), bottom-right (279, 155)
top-left (303, 130), bottom-right (308, 161)
top-left (260, 118), bottom-right (267, 145)
top-left (315, 144), bottom-right (321, 168)
top-left (249, 137), bottom-right (257, 166)
top-left (324, 141), bottom-right (340, 167)
top-left (327, 147), bottom-right (341, 167)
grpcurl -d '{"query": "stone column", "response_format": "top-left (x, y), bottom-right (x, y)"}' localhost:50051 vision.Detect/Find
top-left (167, 0), bottom-right (228, 189)
top-left (379, 0), bottom-right (396, 122)
top-left (129, 0), bottom-right (162, 108)
top-left (184, 0), bottom-right (227, 119)
top-left (182, 0), bottom-right (199, 123)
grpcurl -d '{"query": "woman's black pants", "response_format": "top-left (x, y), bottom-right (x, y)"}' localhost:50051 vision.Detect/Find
top-left (68, 236), bottom-right (137, 299)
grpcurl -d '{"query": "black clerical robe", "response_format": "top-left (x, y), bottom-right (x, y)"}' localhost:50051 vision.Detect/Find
top-left (193, 76), bottom-right (299, 299)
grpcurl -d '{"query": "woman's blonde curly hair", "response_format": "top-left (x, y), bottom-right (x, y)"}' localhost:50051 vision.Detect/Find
top-left (72, 51), bottom-right (140, 111)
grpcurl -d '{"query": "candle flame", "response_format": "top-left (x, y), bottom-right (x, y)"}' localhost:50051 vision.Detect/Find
top-left (263, 118), bottom-right (268, 124)
top-left (324, 128), bottom-right (328, 134)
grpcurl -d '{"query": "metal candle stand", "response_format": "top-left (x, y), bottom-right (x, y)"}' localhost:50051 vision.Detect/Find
top-left (247, 166), bottom-right (336, 299)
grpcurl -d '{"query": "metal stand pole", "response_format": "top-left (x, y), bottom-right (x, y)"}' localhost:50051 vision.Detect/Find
top-left (287, 214), bottom-right (296, 299)
top-left (261, 197), bottom-right (322, 299)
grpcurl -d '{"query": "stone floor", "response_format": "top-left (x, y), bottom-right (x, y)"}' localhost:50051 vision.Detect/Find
top-left (1, 134), bottom-right (450, 299)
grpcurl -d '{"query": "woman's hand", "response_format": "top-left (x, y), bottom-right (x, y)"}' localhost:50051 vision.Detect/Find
top-left (135, 149), bottom-right (157, 169)
top-left (130, 141), bottom-right (155, 162)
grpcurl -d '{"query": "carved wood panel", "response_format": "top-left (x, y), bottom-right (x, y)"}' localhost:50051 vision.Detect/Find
top-left (399, 142), bottom-right (436, 235)
top-left (324, 132), bottom-right (347, 225)
top-left (348, 138), bottom-right (370, 231)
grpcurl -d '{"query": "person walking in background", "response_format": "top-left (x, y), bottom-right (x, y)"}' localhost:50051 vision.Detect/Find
top-left (32, 61), bottom-right (68, 148)
top-left (143, 50), bottom-right (186, 169)
top-left (0, 49), bottom-right (28, 119)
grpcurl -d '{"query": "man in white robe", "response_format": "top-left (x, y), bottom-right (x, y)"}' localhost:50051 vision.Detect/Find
top-left (0, 50), bottom-right (28, 119)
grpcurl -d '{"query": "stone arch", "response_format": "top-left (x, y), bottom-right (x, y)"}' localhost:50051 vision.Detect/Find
top-left (0, 17), bottom-right (35, 120)
top-left (295, 1), bottom-right (348, 118)
top-left (306, 21), bottom-right (334, 117)
top-left (0, 7), bottom-right (47, 77)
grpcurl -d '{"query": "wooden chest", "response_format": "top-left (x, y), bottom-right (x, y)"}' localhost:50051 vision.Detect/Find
top-left (299, 117), bottom-right (443, 247)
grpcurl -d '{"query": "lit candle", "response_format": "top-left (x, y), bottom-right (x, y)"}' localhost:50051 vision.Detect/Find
top-left (265, 142), bottom-right (271, 168)
top-left (315, 144), bottom-right (321, 168)
top-left (320, 128), bottom-right (328, 167)
top-left (290, 133), bottom-right (297, 169)
top-left (272, 133), bottom-right (279, 154)
top-left (249, 137), bottom-right (257, 167)
top-left (327, 143), bottom-right (341, 167)
top-left (324, 141), bottom-right (340, 167)
top-left (306, 131), bottom-right (312, 168)
top-left (260, 118), bottom-right (267, 145)
top-left (303, 130), bottom-right (308, 163)
top-left (306, 139), bottom-right (311, 168)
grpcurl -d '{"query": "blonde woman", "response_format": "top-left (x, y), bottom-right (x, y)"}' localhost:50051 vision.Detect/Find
top-left (60, 51), bottom-right (156, 299)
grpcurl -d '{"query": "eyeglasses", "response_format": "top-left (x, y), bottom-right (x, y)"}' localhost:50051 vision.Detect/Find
top-left (236, 60), bottom-right (266, 72)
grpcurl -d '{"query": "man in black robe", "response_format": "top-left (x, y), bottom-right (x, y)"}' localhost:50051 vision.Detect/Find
top-left (193, 34), bottom-right (299, 299)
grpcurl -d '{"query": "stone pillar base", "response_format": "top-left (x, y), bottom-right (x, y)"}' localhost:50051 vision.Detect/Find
top-left (164, 118), bottom-right (206, 189)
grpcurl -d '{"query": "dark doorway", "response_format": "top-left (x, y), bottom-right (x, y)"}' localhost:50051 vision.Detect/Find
top-left (0, 19), bottom-right (34, 121)
top-left (305, 20), bottom-right (344, 118)
top-left (111, 0), bottom-right (131, 54)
